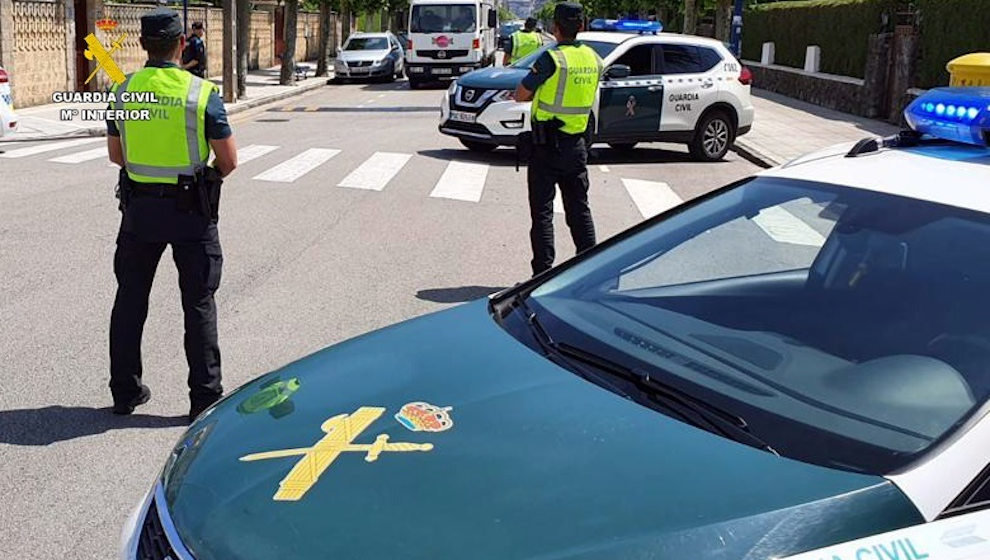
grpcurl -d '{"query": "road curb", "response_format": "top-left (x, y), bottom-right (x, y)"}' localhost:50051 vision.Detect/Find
top-left (731, 138), bottom-right (781, 169)
top-left (0, 77), bottom-right (328, 143)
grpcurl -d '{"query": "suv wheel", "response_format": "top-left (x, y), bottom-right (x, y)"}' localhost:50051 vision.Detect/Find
top-left (459, 139), bottom-right (497, 152)
top-left (690, 111), bottom-right (734, 162)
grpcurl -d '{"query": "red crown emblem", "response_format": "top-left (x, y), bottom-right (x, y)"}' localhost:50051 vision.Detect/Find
top-left (95, 18), bottom-right (118, 32)
top-left (432, 35), bottom-right (451, 48)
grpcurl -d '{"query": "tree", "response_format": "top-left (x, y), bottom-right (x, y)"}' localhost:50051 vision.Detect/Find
top-left (236, 0), bottom-right (251, 97)
top-left (683, 0), bottom-right (697, 33)
top-left (280, 0), bottom-right (299, 85)
top-left (316, 0), bottom-right (332, 76)
top-left (714, 0), bottom-right (730, 40)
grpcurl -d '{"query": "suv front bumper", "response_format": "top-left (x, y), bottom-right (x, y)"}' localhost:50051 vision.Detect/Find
top-left (439, 92), bottom-right (530, 145)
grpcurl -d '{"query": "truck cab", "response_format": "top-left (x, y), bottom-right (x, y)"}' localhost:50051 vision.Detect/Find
top-left (405, 0), bottom-right (498, 88)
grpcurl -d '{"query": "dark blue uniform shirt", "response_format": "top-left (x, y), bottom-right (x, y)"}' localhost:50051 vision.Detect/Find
top-left (183, 35), bottom-right (207, 77)
top-left (106, 60), bottom-right (231, 140)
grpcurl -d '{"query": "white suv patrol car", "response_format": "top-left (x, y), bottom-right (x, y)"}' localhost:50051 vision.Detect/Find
top-left (439, 22), bottom-right (754, 161)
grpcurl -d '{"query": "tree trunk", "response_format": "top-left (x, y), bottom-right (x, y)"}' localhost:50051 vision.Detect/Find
top-left (715, 0), bottom-right (731, 41)
top-left (682, 0), bottom-right (697, 35)
top-left (316, 0), bottom-right (331, 76)
top-left (279, 0), bottom-right (299, 85)
top-left (341, 1), bottom-right (352, 44)
top-left (236, 0), bottom-right (251, 97)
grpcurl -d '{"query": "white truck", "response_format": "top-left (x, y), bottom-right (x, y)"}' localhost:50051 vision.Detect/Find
top-left (405, 0), bottom-right (498, 89)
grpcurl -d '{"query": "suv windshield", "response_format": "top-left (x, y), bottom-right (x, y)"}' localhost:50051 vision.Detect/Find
top-left (411, 4), bottom-right (477, 33)
top-left (345, 37), bottom-right (389, 50)
top-left (511, 40), bottom-right (617, 68)
top-left (509, 177), bottom-right (990, 474)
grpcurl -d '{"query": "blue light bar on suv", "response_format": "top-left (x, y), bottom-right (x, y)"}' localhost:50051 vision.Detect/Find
top-left (589, 18), bottom-right (662, 34)
top-left (904, 87), bottom-right (990, 147)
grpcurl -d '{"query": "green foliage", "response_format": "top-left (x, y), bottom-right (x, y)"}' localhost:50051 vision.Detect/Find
top-left (916, 0), bottom-right (990, 88)
top-left (741, 0), bottom-right (896, 78)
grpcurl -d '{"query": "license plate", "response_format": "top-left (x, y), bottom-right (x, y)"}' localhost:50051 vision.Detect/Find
top-left (350, 67), bottom-right (369, 73)
top-left (449, 110), bottom-right (476, 123)
top-left (432, 68), bottom-right (452, 75)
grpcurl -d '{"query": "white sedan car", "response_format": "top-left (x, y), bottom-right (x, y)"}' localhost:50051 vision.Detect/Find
top-left (0, 65), bottom-right (18, 137)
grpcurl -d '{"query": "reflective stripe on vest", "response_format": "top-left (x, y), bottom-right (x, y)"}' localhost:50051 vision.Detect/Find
top-left (510, 30), bottom-right (542, 63)
top-left (114, 67), bottom-right (214, 184)
top-left (532, 44), bottom-right (602, 135)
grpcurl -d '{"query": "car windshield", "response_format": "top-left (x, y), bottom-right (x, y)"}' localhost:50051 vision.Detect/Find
top-left (513, 176), bottom-right (990, 475)
top-left (511, 40), bottom-right (617, 69)
top-left (411, 4), bottom-right (477, 33)
top-left (345, 37), bottom-right (389, 51)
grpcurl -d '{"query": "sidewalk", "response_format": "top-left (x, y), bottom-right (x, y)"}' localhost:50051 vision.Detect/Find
top-left (5, 66), bottom-right (327, 142)
top-left (733, 89), bottom-right (902, 168)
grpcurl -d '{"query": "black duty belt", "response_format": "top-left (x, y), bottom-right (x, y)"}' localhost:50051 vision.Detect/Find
top-left (132, 183), bottom-right (178, 198)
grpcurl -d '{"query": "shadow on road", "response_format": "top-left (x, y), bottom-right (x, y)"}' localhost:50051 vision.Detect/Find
top-left (0, 406), bottom-right (187, 446)
top-left (418, 145), bottom-right (715, 167)
top-left (416, 285), bottom-right (508, 303)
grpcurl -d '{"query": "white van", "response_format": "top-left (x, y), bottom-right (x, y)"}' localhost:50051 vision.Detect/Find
top-left (405, 0), bottom-right (497, 89)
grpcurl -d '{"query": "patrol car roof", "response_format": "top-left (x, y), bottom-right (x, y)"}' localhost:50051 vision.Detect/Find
top-left (761, 141), bottom-right (990, 214)
top-left (577, 30), bottom-right (729, 50)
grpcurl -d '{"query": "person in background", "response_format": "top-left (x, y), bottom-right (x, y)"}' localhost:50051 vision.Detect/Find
top-left (182, 21), bottom-right (206, 78)
top-left (503, 17), bottom-right (543, 66)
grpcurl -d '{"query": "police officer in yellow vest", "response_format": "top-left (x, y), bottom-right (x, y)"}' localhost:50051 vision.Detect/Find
top-left (515, 2), bottom-right (602, 276)
top-left (502, 17), bottom-right (543, 67)
top-left (106, 8), bottom-right (238, 422)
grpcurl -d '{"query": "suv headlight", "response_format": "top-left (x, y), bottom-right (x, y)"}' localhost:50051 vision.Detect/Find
top-left (448, 81), bottom-right (458, 95)
top-left (493, 89), bottom-right (516, 102)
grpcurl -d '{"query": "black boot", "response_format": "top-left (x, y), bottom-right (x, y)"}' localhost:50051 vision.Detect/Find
top-left (112, 385), bottom-right (151, 415)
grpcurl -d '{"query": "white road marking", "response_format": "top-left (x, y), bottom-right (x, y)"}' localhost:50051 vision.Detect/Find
top-left (338, 152), bottom-right (412, 191)
top-left (236, 144), bottom-right (279, 164)
top-left (752, 206), bottom-right (827, 246)
top-left (429, 161), bottom-right (489, 202)
top-left (598, 165), bottom-right (610, 173)
top-left (48, 146), bottom-right (107, 164)
top-left (253, 148), bottom-right (340, 182)
top-left (0, 137), bottom-right (103, 159)
top-left (621, 178), bottom-right (682, 219)
top-left (553, 186), bottom-right (564, 214)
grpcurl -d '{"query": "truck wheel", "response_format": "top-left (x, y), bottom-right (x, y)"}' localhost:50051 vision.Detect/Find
top-left (608, 142), bottom-right (637, 151)
top-left (459, 139), bottom-right (497, 152)
top-left (689, 111), bottom-right (735, 162)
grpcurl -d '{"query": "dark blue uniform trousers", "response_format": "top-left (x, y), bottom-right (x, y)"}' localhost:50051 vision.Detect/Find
top-left (109, 194), bottom-right (223, 408)
top-left (527, 133), bottom-right (597, 275)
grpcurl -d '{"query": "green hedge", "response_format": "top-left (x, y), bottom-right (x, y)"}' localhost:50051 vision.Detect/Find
top-left (917, 0), bottom-right (990, 88)
top-left (742, 0), bottom-right (896, 78)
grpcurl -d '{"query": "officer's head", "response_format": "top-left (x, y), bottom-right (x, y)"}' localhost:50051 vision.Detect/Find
top-left (139, 8), bottom-right (185, 62)
top-left (191, 21), bottom-right (205, 38)
top-left (552, 2), bottom-right (583, 41)
top-left (524, 17), bottom-right (538, 31)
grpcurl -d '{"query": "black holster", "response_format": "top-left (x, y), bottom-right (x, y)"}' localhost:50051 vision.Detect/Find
top-left (116, 168), bottom-right (133, 211)
top-left (197, 166), bottom-right (223, 223)
top-left (531, 118), bottom-right (564, 149)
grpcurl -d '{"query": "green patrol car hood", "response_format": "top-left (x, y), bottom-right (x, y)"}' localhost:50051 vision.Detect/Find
top-left (162, 301), bottom-right (921, 560)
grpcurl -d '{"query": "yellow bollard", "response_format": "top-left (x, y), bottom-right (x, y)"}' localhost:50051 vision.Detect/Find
top-left (947, 53), bottom-right (990, 87)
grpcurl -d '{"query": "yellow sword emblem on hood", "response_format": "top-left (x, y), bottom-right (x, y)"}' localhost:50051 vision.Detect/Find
top-left (240, 407), bottom-right (434, 501)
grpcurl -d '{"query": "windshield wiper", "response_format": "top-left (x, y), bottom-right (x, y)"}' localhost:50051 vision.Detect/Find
top-left (553, 342), bottom-right (779, 456)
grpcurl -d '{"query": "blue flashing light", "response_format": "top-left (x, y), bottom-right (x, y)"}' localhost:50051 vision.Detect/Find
top-left (589, 18), bottom-right (662, 33)
top-left (904, 87), bottom-right (990, 147)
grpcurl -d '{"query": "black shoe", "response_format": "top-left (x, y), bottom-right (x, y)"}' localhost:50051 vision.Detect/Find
top-left (112, 385), bottom-right (151, 415)
top-left (188, 396), bottom-right (221, 424)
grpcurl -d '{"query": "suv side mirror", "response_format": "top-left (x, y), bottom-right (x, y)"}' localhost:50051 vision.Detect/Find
top-left (488, 11), bottom-right (498, 28)
top-left (604, 64), bottom-right (631, 80)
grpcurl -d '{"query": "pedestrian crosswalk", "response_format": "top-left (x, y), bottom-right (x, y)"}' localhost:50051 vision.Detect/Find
top-left (2, 140), bottom-right (705, 222)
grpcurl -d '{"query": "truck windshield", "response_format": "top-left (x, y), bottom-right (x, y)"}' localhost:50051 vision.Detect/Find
top-left (411, 4), bottom-right (477, 33)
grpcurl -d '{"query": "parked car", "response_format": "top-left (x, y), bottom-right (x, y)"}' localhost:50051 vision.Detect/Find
top-left (0, 65), bottom-right (18, 137)
top-left (440, 22), bottom-right (755, 161)
top-left (331, 31), bottom-right (405, 83)
top-left (122, 87), bottom-right (990, 560)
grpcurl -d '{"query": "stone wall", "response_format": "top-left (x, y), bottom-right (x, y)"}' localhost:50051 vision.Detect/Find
top-left (12, 0), bottom-right (69, 107)
top-left (745, 61), bottom-right (870, 117)
top-left (7, 1), bottom-right (328, 108)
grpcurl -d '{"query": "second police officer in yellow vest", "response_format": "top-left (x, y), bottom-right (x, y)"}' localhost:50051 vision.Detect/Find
top-left (515, 2), bottom-right (602, 276)
top-left (503, 17), bottom-right (544, 67)
top-left (106, 8), bottom-right (238, 423)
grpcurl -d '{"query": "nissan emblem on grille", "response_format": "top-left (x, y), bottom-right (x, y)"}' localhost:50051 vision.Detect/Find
top-left (464, 89), bottom-right (476, 101)
top-left (437, 50), bottom-right (446, 59)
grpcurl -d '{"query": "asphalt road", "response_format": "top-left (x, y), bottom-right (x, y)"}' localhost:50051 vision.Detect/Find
top-left (0, 77), bottom-right (760, 559)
